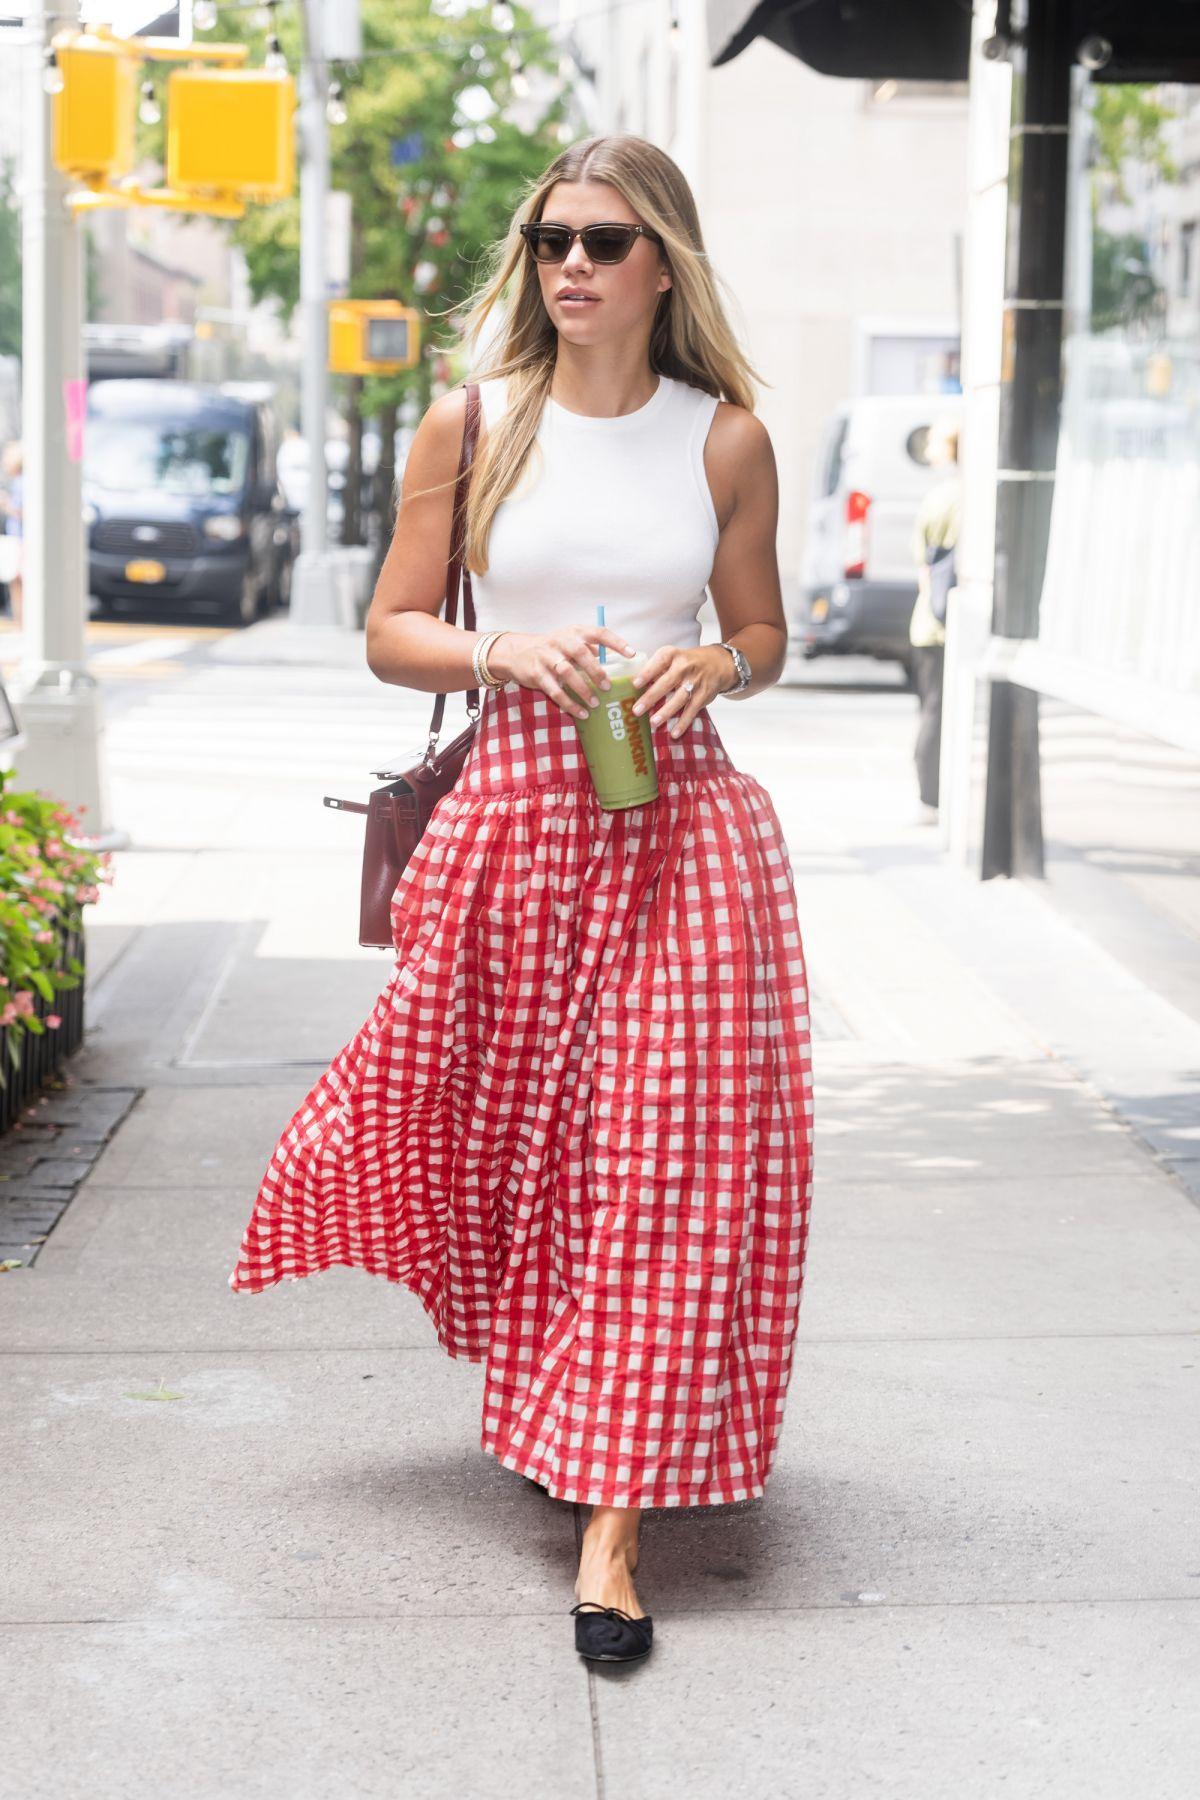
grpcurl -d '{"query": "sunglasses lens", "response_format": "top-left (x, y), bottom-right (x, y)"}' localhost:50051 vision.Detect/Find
top-left (528, 226), bottom-right (571, 261)
top-left (584, 227), bottom-right (636, 262)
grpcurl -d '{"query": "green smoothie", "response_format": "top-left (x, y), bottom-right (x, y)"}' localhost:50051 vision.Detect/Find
top-left (573, 651), bottom-right (659, 810)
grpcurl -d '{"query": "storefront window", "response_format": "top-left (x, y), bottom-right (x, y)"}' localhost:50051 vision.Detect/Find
top-left (1037, 76), bottom-right (1200, 695)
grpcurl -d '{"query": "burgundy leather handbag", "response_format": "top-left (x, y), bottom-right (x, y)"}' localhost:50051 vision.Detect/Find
top-left (323, 382), bottom-right (483, 949)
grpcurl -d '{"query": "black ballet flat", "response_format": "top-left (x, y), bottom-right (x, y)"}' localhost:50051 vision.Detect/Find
top-left (570, 1601), bottom-right (654, 1664)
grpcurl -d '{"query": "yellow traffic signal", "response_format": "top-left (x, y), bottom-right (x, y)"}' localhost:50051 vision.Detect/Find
top-left (166, 68), bottom-right (294, 202)
top-left (52, 32), bottom-right (137, 181)
top-left (329, 302), bottom-right (422, 375)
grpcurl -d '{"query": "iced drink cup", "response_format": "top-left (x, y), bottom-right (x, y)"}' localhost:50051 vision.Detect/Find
top-left (573, 651), bottom-right (659, 811)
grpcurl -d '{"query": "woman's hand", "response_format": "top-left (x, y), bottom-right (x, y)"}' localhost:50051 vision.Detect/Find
top-left (488, 626), bottom-right (639, 722)
top-left (629, 644), bottom-right (735, 737)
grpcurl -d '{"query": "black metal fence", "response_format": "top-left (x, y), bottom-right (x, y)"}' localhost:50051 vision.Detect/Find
top-left (0, 926), bottom-right (86, 1137)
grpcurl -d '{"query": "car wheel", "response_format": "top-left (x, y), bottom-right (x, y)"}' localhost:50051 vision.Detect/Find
top-left (221, 569), bottom-right (261, 627)
top-left (271, 555), bottom-right (293, 611)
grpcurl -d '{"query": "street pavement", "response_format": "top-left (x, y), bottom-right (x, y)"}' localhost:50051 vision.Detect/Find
top-left (4, 618), bottom-right (1199, 1799)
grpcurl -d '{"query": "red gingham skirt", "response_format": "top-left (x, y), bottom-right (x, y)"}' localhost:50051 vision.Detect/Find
top-left (229, 683), bottom-right (815, 1508)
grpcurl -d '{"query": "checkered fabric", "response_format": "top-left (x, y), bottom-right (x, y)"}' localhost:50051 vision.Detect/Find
top-left (229, 682), bottom-right (815, 1509)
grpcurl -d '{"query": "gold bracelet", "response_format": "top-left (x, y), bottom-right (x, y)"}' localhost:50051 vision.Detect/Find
top-left (476, 630), bottom-right (509, 689)
top-left (470, 629), bottom-right (499, 686)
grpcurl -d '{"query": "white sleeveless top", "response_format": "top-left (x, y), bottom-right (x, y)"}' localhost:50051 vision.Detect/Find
top-left (470, 372), bottom-right (720, 656)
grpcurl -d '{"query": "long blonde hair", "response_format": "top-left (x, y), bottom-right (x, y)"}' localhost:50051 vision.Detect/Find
top-left (426, 133), bottom-right (764, 575)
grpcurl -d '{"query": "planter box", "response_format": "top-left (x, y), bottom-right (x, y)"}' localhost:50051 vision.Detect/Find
top-left (0, 925), bottom-right (86, 1137)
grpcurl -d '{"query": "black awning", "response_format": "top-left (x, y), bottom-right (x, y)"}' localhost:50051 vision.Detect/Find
top-left (708, 0), bottom-right (1200, 83)
top-left (707, 0), bottom-right (971, 80)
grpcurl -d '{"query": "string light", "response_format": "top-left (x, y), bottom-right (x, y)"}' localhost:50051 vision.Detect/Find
top-left (41, 47), bottom-right (64, 92)
top-left (264, 32), bottom-right (287, 72)
top-left (511, 60), bottom-right (529, 98)
top-left (669, 5), bottom-right (680, 43)
top-left (193, 0), bottom-right (217, 28)
top-left (138, 79), bottom-right (160, 123)
top-left (326, 79), bottom-right (347, 124)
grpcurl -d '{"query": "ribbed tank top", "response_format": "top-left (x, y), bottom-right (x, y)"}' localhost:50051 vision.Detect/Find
top-left (470, 372), bottom-right (721, 656)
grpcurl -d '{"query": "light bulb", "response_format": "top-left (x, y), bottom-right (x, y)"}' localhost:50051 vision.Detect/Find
top-left (42, 51), bottom-right (64, 95)
top-left (511, 63), bottom-right (530, 98)
top-left (326, 82), bottom-right (346, 125)
top-left (194, 0), bottom-right (217, 28)
top-left (491, 2), bottom-right (514, 31)
top-left (252, 3), bottom-right (273, 28)
top-left (139, 81), bottom-right (161, 125)
top-left (265, 35), bottom-right (287, 72)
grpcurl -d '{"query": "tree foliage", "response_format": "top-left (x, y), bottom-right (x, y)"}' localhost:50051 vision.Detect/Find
top-left (230, 0), bottom-right (570, 414)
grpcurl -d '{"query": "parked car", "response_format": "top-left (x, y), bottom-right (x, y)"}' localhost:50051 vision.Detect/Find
top-left (797, 392), bottom-right (964, 676)
top-left (277, 430), bottom-right (383, 538)
top-left (84, 379), bottom-right (296, 625)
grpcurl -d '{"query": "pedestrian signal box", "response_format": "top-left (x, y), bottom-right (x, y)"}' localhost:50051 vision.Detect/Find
top-left (167, 68), bottom-right (294, 201)
top-left (53, 33), bottom-right (137, 181)
top-left (328, 302), bottom-right (422, 375)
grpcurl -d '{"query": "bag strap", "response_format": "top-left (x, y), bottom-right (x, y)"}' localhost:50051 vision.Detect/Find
top-left (426, 381), bottom-right (481, 756)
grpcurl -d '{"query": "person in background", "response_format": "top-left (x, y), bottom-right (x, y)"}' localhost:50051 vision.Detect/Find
top-left (908, 415), bottom-right (961, 824)
top-left (0, 440), bottom-right (23, 629)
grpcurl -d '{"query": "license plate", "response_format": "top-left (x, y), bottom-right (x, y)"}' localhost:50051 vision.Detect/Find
top-left (124, 559), bottom-right (166, 583)
top-left (810, 596), bottom-right (829, 622)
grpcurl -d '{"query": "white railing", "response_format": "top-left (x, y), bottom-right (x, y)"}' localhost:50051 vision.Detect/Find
top-left (1037, 333), bottom-right (1200, 696)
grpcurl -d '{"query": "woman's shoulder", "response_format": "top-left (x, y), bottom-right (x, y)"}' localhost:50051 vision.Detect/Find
top-left (703, 393), bottom-right (773, 483)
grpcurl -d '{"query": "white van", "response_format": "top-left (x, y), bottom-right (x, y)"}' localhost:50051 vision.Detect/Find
top-left (797, 392), bottom-right (963, 674)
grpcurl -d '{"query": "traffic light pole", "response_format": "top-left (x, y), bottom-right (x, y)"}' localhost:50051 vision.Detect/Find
top-left (13, 0), bottom-right (120, 844)
top-left (289, 0), bottom-right (339, 626)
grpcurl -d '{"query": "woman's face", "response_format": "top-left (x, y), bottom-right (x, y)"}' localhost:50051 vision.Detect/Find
top-left (532, 180), bottom-right (671, 343)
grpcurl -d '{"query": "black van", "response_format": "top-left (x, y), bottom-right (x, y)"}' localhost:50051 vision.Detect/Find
top-left (84, 379), bottom-right (297, 626)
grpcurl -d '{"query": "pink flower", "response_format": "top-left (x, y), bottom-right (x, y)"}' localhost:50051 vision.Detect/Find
top-left (0, 1003), bottom-right (15, 1026)
top-left (34, 929), bottom-right (55, 943)
top-left (46, 1013), bottom-right (61, 1029)
top-left (13, 990), bottom-right (33, 1016)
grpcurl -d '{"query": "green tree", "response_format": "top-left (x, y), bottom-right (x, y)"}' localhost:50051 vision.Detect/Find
top-left (1086, 84), bottom-right (1177, 332)
top-left (234, 0), bottom-right (570, 538)
top-left (1090, 84), bottom-right (1177, 198)
top-left (0, 159), bottom-right (19, 360)
top-left (0, 157), bottom-right (109, 359)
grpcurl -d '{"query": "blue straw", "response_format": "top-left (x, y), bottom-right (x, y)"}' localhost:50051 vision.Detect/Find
top-left (597, 604), bottom-right (606, 664)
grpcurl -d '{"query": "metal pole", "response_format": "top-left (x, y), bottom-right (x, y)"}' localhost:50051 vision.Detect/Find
top-left (981, 0), bottom-right (1071, 879)
top-left (289, 0), bottom-right (338, 624)
top-left (12, 0), bottom-right (121, 845)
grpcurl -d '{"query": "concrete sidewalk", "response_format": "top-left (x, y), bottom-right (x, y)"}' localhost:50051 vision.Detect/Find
top-left (4, 626), bottom-right (1199, 1799)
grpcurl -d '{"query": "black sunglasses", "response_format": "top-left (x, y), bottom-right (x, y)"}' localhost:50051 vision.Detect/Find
top-left (519, 221), bottom-right (664, 265)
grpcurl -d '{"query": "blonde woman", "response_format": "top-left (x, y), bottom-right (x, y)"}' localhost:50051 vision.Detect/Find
top-left (230, 134), bottom-right (815, 1667)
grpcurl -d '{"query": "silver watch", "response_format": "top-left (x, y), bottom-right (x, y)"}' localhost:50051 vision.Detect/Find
top-left (716, 641), bottom-right (752, 696)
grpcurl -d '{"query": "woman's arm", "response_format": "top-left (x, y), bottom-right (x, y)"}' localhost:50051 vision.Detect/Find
top-left (628, 405), bottom-right (789, 734)
top-left (364, 387), bottom-right (492, 693)
top-left (702, 405), bottom-right (789, 699)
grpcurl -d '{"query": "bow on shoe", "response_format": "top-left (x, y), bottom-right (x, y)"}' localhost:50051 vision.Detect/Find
top-left (569, 1601), bottom-right (654, 1661)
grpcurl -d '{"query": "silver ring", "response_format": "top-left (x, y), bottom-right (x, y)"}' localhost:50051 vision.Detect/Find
top-left (681, 678), bottom-right (695, 695)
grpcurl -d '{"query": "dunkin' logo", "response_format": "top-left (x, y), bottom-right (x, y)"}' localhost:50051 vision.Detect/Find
top-left (607, 695), bottom-right (649, 776)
